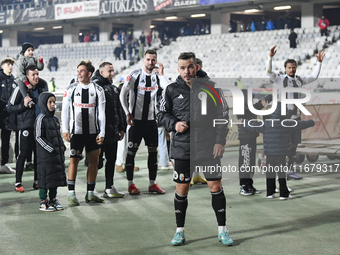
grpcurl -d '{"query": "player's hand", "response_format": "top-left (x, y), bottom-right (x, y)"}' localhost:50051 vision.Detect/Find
top-left (96, 135), bottom-right (104, 145)
top-left (316, 50), bottom-right (325, 62)
top-left (38, 55), bottom-right (43, 61)
top-left (119, 131), bottom-right (124, 140)
top-left (126, 113), bottom-right (134, 126)
top-left (261, 98), bottom-right (269, 108)
top-left (24, 96), bottom-right (33, 107)
top-left (175, 121), bottom-right (188, 133)
top-left (62, 132), bottom-right (70, 142)
top-left (213, 144), bottom-right (225, 159)
top-left (157, 62), bottom-right (164, 76)
top-left (269, 45), bottom-right (277, 57)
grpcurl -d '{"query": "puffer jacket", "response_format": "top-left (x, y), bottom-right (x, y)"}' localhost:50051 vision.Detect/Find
top-left (35, 92), bottom-right (67, 189)
top-left (92, 70), bottom-right (125, 144)
top-left (0, 69), bottom-right (17, 130)
top-left (14, 54), bottom-right (44, 83)
top-left (7, 78), bottom-right (48, 130)
top-left (157, 73), bottom-right (228, 161)
top-left (244, 102), bottom-right (315, 156)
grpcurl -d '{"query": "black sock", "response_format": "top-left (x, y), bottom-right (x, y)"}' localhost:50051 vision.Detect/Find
top-left (174, 192), bottom-right (188, 228)
top-left (87, 182), bottom-right (95, 192)
top-left (67, 179), bottom-right (75, 191)
top-left (126, 149), bottom-right (136, 181)
top-left (148, 149), bottom-right (158, 181)
top-left (211, 188), bottom-right (226, 226)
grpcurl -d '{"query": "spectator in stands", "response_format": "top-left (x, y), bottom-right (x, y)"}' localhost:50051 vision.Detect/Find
top-left (286, 15), bottom-right (294, 29)
top-left (205, 24), bottom-right (210, 34)
top-left (113, 32), bottom-right (118, 41)
top-left (229, 20), bottom-right (237, 33)
top-left (276, 16), bottom-right (285, 30)
top-left (49, 56), bottom-right (58, 72)
top-left (146, 31), bottom-right (152, 47)
top-left (110, 28), bottom-right (115, 41)
top-left (127, 42), bottom-right (133, 61)
top-left (35, 92), bottom-right (67, 212)
top-left (250, 19), bottom-right (256, 32)
top-left (114, 46), bottom-right (121, 60)
top-left (164, 27), bottom-right (173, 44)
top-left (266, 19), bottom-right (275, 30)
top-left (193, 24), bottom-right (200, 35)
top-left (0, 57), bottom-right (16, 174)
top-left (289, 29), bottom-right (297, 49)
top-left (184, 23), bottom-right (192, 36)
top-left (92, 62), bottom-right (125, 198)
top-left (234, 76), bottom-right (243, 89)
top-left (121, 42), bottom-right (127, 60)
top-left (294, 17), bottom-right (301, 29)
top-left (127, 30), bottom-right (133, 43)
top-left (91, 32), bottom-right (98, 42)
top-left (318, 15), bottom-right (330, 36)
top-left (84, 33), bottom-right (90, 42)
top-left (49, 78), bottom-right (56, 92)
top-left (139, 31), bottom-right (146, 46)
top-left (7, 65), bottom-right (48, 192)
top-left (259, 16), bottom-right (266, 31)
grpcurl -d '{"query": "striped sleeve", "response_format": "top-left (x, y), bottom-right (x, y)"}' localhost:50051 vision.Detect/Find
top-left (35, 114), bottom-right (54, 153)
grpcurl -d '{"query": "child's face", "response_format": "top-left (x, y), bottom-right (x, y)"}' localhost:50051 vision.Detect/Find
top-left (47, 96), bottom-right (55, 112)
top-left (24, 47), bottom-right (34, 57)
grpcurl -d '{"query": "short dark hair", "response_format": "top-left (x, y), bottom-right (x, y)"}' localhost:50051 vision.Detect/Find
top-left (1, 58), bottom-right (15, 66)
top-left (77, 60), bottom-right (95, 74)
top-left (284, 59), bottom-right (297, 68)
top-left (178, 52), bottom-right (196, 64)
top-left (144, 49), bottom-right (157, 57)
top-left (25, 65), bottom-right (38, 75)
top-left (196, 58), bottom-right (203, 68)
top-left (99, 61), bottom-right (113, 69)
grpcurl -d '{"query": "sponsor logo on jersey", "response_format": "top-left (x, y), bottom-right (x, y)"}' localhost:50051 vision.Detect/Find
top-left (138, 85), bottom-right (158, 91)
top-left (73, 102), bottom-right (96, 108)
top-left (75, 92), bottom-right (81, 96)
top-left (12, 84), bottom-right (16, 88)
top-left (90, 92), bottom-right (94, 96)
top-left (1, 84), bottom-right (5, 87)
top-left (63, 91), bottom-right (67, 97)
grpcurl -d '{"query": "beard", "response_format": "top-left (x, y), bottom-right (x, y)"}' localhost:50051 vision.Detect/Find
top-left (145, 65), bottom-right (154, 72)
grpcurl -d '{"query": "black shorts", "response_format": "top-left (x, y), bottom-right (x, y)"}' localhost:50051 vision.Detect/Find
top-left (128, 120), bottom-right (158, 149)
top-left (173, 159), bottom-right (222, 183)
top-left (69, 134), bottom-right (100, 158)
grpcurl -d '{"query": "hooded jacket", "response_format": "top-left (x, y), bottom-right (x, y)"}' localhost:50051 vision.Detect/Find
top-left (0, 68), bottom-right (17, 130)
top-left (92, 69), bottom-right (125, 144)
top-left (35, 92), bottom-right (67, 189)
top-left (244, 102), bottom-right (315, 156)
top-left (13, 53), bottom-right (44, 83)
top-left (7, 78), bottom-right (48, 130)
top-left (157, 71), bottom-right (228, 161)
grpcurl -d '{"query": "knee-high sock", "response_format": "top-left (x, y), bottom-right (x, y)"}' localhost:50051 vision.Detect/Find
top-left (211, 188), bottom-right (226, 226)
top-left (174, 192), bottom-right (188, 228)
top-left (126, 149), bottom-right (136, 181)
top-left (148, 148), bottom-right (158, 181)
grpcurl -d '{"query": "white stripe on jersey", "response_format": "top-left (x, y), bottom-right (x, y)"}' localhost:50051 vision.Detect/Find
top-left (35, 114), bottom-right (54, 153)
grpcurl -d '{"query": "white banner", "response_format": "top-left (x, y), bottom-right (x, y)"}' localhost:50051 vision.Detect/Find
top-left (55, 1), bottom-right (99, 20)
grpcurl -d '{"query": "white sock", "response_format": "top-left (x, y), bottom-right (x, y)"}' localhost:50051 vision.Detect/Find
top-left (149, 180), bottom-right (156, 186)
top-left (87, 191), bottom-right (93, 195)
top-left (218, 226), bottom-right (227, 234)
top-left (68, 190), bottom-right (75, 193)
top-left (128, 181), bottom-right (134, 186)
top-left (176, 227), bottom-right (185, 233)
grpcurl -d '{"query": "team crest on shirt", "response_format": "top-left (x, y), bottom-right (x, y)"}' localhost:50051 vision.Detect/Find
top-left (152, 77), bottom-right (156, 82)
top-left (12, 84), bottom-right (16, 88)
top-left (90, 92), bottom-right (94, 96)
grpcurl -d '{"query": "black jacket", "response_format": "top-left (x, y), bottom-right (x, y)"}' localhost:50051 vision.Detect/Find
top-left (0, 69), bottom-right (17, 130)
top-left (157, 73), bottom-right (228, 161)
top-left (92, 70), bottom-right (125, 144)
top-left (7, 78), bottom-right (48, 130)
top-left (244, 102), bottom-right (315, 156)
top-left (35, 92), bottom-right (67, 189)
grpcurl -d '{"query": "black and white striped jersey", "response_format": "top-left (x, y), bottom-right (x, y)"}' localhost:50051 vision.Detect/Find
top-left (120, 68), bottom-right (170, 121)
top-left (62, 82), bottom-right (106, 137)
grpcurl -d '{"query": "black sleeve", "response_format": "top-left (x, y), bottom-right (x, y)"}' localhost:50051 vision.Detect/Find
top-left (157, 86), bottom-right (178, 132)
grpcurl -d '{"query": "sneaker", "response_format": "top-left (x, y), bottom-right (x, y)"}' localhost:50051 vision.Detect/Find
top-left (39, 200), bottom-right (56, 212)
top-left (239, 185), bottom-right (254, 196)
top-left (85, 192), bottom-right (104, 203)
top-left (25, 162), bottom-right (34, 172)
top-left (0, 164), bottom-right (16, 174)
top-left (128, 184), bottom-right (141, 195)
top-left (33, 182), bottom-right (39, 190)
top-left (116, 164), bottom-right (125, 172)
top-left (15, 185), bottom-right (25, 193)
top-left (275, 187), bottom-right (292, 193)
top-left (149, 184), bottom-right (165, 194)
top-left (280, 195), bottom-right (293, 200)
top-left (160, 165), bottom-right (173, 170)
top-left (218, 230), bottom-right (234, 246)
top-left (171, 231), bottom-right (186, 246)
top-left (103, 186), bottom-right (124, 198)
top-left (250, 186), bottom-right (261, 194)
top-left (192, 175), bottom-right (207, 184)
top-left (190, 180), bottom-right (194, 186)
top-left (67, 192), bottom-right (80, 206)
top-left (287, 172), bottom-right (303, 180)
top-left (267, 194), bottom-right (276, 199)
top-left (134, 166), bottom-right (139, 171)
top-left (50, 198), bottom-right (64, 210)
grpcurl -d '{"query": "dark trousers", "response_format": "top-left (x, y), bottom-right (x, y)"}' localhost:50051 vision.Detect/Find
top-left (1, 129), bottom-right (11, 165)
top-left (321, 28), bottom-right (327, 36)
top-left (16, 129), bottom-right (37, 184)
top-left (101, 142), bottom-right (118, 189)
top-left (238, 138), bottom-right (256, 187)
top-left (266, 155), bottom-right (289, 197)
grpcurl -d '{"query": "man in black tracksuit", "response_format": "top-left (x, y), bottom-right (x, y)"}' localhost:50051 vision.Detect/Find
top-left (92, 62), bottom-right (126, 198)
top-left (7, 65), bottom-right (48, 192)
top-left (0, 58), bottom-right (17, 173)
top-left (157, 52), bottom-right (233, 247)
